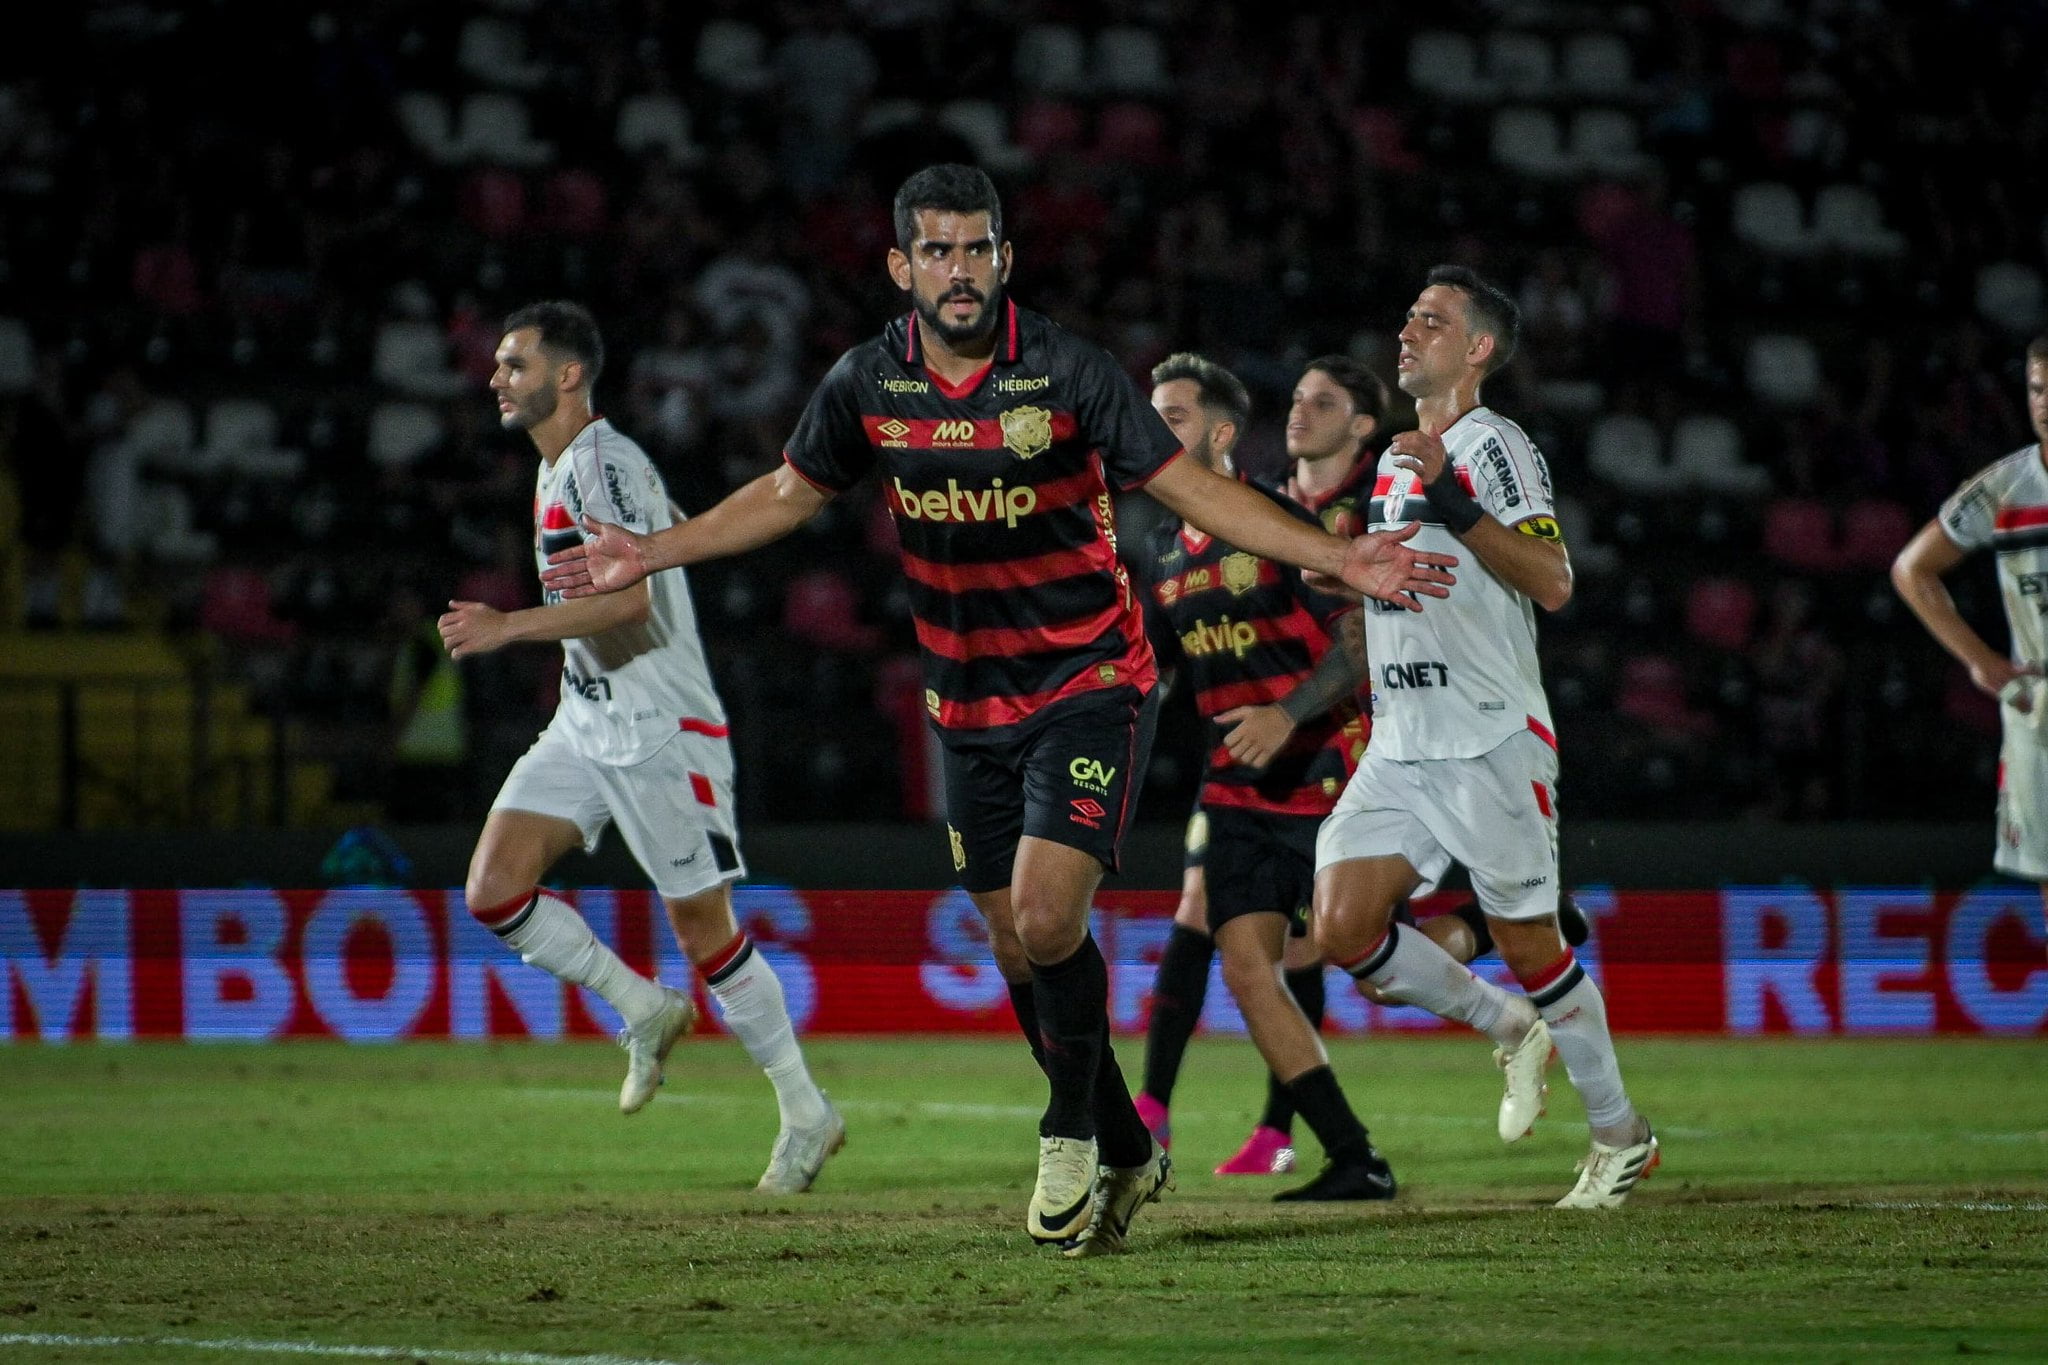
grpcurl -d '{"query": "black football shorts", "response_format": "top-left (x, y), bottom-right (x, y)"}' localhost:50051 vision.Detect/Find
top-left (940, 687), bottom-right (1159, 895)
top-left (1200, 804), bottom-right (1321, 937)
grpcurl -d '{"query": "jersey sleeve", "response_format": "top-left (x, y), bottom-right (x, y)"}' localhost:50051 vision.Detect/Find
top-left (1072, 344), bottom-right (1183, 489)
top-left (566, 433), bottom-right (659, 536)
top-left (1470, 421), bottom-right (1558, 534)
top-left (1939, 464), bottom-right (2003, 551)
top-left (781, 349), bottom-right (873, 493)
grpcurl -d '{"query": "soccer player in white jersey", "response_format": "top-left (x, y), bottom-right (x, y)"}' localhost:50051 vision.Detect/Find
top-left (1311, 267), bottom-right (1659, 1208)
top-left (438, 301), bottom-right (843, 1194)
top-left (1893, 333), bottom-right (2048, 946)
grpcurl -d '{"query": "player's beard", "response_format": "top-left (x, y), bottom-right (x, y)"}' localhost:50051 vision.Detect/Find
top-left (501, 386), bottom-right (558, 432)
top-left (914, 277), bottom-right (1003, 350)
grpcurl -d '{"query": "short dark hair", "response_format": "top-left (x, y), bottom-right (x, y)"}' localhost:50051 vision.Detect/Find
top-left (1302, 354), bottom-right (1389, 424)
top-left (893, 164), bottom-right (1003, 252)
top-left (504, 300), bottom-right (605, 387)
top-left (1424, 264), bottom-right (1521, 374)
top-left (1151, 352), bottom-right (1251, 432)
top-left (2028, 333), bottom-right (2048, 366)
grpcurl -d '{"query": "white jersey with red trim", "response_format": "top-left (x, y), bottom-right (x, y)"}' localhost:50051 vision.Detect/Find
top-left (533, 418), bottom-right (728, 766)
top-left (1360, 405), bottom-right (1557, 761)
top-left (1939, 442), bottom-right (2048, 680)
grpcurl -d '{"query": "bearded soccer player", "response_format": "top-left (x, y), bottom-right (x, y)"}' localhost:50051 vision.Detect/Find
top-left (442, 301), bottom-right (841, 1194)
top-left (1313, 267), bottom-right (1658, 1208)
top-left (1893, 332), bottom-right (2048, 953)
top-left (1136, 352), bottom-right (1391, 1201)
top-left (541, 166), bottom-right (1458, 1254)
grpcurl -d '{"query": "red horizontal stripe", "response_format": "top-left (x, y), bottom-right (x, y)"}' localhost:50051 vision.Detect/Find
top-left (1532, 781), bottom-right (1553, 817)
top-left (1527, 715), bottom-right (1556, 750)
top-left (931, 639), bottom-right (1157, 730)
top-left (1518, 949), bottom-right (1578, 995)
top-left (1194, 677), bottom-right (1294, 717)
top-left (679, 718), bottom-right (729, 738)
top-left (900, 542), bottom-right (1110, 593)
top-left (915, 605), bottom-right (1127, 663)
top-left (861, 412), bottom-right (1079, 450)
top-left (540, 502), bottom-right (575, 530)
top-left (1994, 505), bottom-right (2048, 530)
top-left (1199, 782), bottom-right (1339, 817)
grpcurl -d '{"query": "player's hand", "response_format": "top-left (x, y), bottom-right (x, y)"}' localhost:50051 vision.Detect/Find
top-left (1387, 429), bottom-right (1450, 483)
top-left (1981, 659), bottom-right (2042, 711)
top-left (438, 600), bottom-right (513, 659)
top-left (1340, 521), bottom-right (1458, 610)
top-left (1217, 704), bottom-right (1296, 770)
top-left (540, 515), bottom-right (652, 598)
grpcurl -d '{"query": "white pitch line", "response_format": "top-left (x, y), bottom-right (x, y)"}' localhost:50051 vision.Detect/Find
top-left (1851, 1200), bottom-right (2048, 1212)
top-left (0, 1333), bottom-right (708, 1365)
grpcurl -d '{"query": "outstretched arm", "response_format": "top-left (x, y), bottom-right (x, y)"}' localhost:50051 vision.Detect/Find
top-left (1144, 457), bottom-right (1456, 608)
top-left (1893, 518), bottom-right (2029, 701)
top-left (542, 462), bottom-right (831, 597)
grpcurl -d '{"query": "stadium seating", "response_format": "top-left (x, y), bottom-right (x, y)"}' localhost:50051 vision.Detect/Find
top-left (1685, 578), bottom-right (1759, 651)
top-left (1014, 24), bottom-right (1087, 94)
top-left (1746, 333), bottom-right (1823, 407)
top-left (0, 316), bottom-right (32, 393)
top-left (1485, 32), bottom-right (1554, 99)
top-left (366, 402), bottom-right (446, 470)
top-left (1976, 261), bottom-right (2045, 335)
top-left (616, 95), bottom-right (702, 166)
top-left (694, 21), bottom-right (773, 94)
top-left (1093, 27), bottom-right (1172, 96)
top-left (1561, 33), bottom-right (1638, 98)
top-left (1408, 32), bottom-right (1489, 101)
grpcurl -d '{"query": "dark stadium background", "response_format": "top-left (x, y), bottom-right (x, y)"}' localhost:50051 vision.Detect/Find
top-left (3, 0), bottom-right (2045, 889)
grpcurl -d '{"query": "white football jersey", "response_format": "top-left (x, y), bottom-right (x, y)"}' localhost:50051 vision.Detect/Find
top-left (1362, 406), bottom-right (1558, 760)
top-left (532, 419), bottom-right (728, 766)
top-left (1939, 442), bottom-right (2048, 679)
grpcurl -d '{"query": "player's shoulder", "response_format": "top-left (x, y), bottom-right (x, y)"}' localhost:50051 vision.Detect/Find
top-left (1248, 473), bottom-right (1320, 525)
top-left (1462, 405), bottom-right (1540, 456)
top-left (1958, 443), bottom-right (2046, 499)
top-left (1016, 305), bottom-right (1116, 383)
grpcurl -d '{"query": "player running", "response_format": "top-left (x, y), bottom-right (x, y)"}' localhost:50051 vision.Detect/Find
top-left (1312, 267), bottom-right (1659, 1208)
top-left (443, 301), bottom-right (842, 1195)
top-left (541, 166), bottom-right (1459, 1254)
top-left (1136, 355), bottom-right (1594, 1174)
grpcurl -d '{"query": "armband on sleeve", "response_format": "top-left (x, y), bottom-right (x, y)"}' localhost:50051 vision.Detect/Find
top-left (1514, 515), bottom-right (1563, 542)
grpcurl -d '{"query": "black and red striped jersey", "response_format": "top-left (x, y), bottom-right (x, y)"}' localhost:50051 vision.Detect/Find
top-left (1284, 455), bottom-right (1375, 538)
top-left (783, 299), bottom-right (1183, 735)
top-left (1145, 480), bottom-right (1366, 817)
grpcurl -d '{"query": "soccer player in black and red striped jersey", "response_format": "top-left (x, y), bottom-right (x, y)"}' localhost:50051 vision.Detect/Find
top-left (1137, 352), bottom-right (1393, 1201)
top-left (541, 165), bottom-right (1458, 1255)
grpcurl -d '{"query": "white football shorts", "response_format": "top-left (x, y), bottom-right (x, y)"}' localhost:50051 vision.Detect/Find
top-left (1994, 719), bottom-right (2048, 881)
top-left (1316, 728), bottom-right (1560, 921)
top-left (491, 725), bottom-right (745, 900)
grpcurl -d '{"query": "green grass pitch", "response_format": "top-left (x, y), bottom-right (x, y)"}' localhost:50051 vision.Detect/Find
top-left (3, 1036), bottom-right (2046, 1363)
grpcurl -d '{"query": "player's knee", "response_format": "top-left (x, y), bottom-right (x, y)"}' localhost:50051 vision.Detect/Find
top-left (1013, 898), bottom-right (1084, 964)
top-left (1219, 945), bottom-right (1278, 1002)
top-left (464, 867), bottom-right (531, 924)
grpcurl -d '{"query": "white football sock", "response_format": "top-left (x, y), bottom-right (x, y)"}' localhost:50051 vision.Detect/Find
top-left (492, 889), bottom-right (667, 1027)
top-left (702, 934), bottom-right (828, 1128)
top-left (1522, 951), bottom-right (1638, 1135)
top-left (1349, 922), bottom-right (1537, 1048)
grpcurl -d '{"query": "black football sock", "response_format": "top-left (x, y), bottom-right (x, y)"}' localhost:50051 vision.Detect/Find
top-left (1007, 979), bottom-right (1047, 1072)
top-left (1141, 924), bottom-right (1213, 1106)
top-left (1283, 1064), bottom-right (1373, 1167)
top-left (1257, 964), bottom-right (1329, 1134)
top-left (1091, 1019), bottom-right (1155, 1167)
top-left (1030, 934), bottom-right (1111, 1142)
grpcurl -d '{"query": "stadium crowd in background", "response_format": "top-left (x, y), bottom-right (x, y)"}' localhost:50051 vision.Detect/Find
top-left (1, 0), bottom-right (2045, 830)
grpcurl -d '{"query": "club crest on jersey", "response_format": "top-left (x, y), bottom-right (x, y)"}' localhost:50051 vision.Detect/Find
top-left (1221, 552), bottom-right (1260, 596)
top-left (1000, 405), bottom-right (1053, 460)
top-left (948, 824), bottom-right (967, 872)
top-left (925, 688), bottom-right (942, 720)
